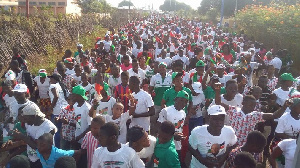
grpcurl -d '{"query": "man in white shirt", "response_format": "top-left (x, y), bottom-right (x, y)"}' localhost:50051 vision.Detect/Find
top-left (72, 85), bottom-right (92, 144)
top-left (172, 47), bottom-right (189, 67)
top-left (132, 41), bottom-right (143, 58)
top-left (189, 105), bottom-right (237, 168)
top-left (12, 101), bottom-right (57, 167)
top-left (128, 59), bottom-right (146, 86)
top-left (156, 49), bottom-right (172, 68)
top-left (270, 56), bottom-right (282, 77)
top-left (103, 35), bottom-right (112, 53)
top-left (128, 76), bottom-right (155, 132)
top-left (91, 122), bottom-right (144, 168)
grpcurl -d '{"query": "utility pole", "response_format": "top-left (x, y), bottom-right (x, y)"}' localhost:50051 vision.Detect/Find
top-left (220, 0), bottom-right (224, 27)
top-left (26, 0), bottom-right (29, 18)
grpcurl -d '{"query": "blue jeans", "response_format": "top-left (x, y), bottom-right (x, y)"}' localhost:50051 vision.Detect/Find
top-left (189, 117), bottom-right (203, 135)
top-left (51, 115), bottom-right (62, 148)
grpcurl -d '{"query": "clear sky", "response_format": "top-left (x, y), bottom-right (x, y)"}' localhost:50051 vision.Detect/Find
top-left (106, 0), bottom-right (202, 10)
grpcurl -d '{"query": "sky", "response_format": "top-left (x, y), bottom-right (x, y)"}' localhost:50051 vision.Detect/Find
top-left (106, 0), bottom-right (202, 10)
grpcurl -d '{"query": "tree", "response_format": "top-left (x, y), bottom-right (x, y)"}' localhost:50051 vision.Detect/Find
top-left (198, 0), bottom-right (274, 17)
top-left (159, 0), bottom-right (192, 12)
top-left (75, 0), bottom-right (111, 14)
top-left (118, 0), bottom-right (134, 7)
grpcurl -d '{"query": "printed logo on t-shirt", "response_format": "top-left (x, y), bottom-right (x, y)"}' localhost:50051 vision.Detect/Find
top-left (99, 107), bottom-right (109, 115)
top-left (174, 119), bottom-right (184, 129)
top-left (75, 114), bottom-right (81, 129)
top-left (207, 141), bottom-right (225, 157)
top-left (103, 160), bottom-right (124, 166)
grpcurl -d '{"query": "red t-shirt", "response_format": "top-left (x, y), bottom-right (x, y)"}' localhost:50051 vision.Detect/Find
top-left (222, 53), bottom-right (233, 64)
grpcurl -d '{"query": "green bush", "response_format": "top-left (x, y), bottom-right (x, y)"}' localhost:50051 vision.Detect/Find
top-left (236, 4), bottom-right (300, 73)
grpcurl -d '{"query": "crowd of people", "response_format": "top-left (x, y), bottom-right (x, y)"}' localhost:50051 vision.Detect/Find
top-left (0, 13), bottom-right (298, 168)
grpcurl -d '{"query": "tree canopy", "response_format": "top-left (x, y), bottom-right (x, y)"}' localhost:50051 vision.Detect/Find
top-left (197, 0), bottom-right (283, 17)
top-left (118, 0), bottom-right (134, 7)
top-left (159, 0), bottom-right (192, 12)
top-left (75, 0), bottom-right (111, 14)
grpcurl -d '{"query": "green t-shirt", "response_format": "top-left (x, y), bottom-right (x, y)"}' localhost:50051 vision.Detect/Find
top-left (162, 87), bottom-right (192, 107)
top-left (154, 87), bottom-right (171, 106)
top-left (74, 51), bottom-right (79, 58)
top-left (13, 122), bottom-right (26, 135)
top-left (203, 86), bottom-right (226, 100)
top-left (154, 137), bottom-right (181, 168)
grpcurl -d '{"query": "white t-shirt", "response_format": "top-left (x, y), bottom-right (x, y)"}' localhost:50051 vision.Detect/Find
top-left (65, 68), bottom-right (75, 76)
top-left (128, 68), bottom-right (146, 85)
top-left (129, 90), bottom-right (154, 131)
top-left (172, 55), bottom-right (189, 66)
top-left (192, 93), bottom-right (205, 118)
top-left (3, 94), bottom-right (16, 109)
top-left (156, 57), bottom-right (172, 67)
top-left (278, 139), bottom-right (297, 168)
top-left (136, 135), bottom-right (156, 160)
top-left (25, 119), bottom-right (57, 162)
top-left (149, 73), bottom-right (172, 88)
top-left (108, 75), bottom-right (122, 95)
top-left (74, 101), bottom-right (92, 143)
top-left (95, 97), bottom-right (116, 116)
top-left (102, 111), bottom-right (131, 144)
top-left (9, 100), bottom-right (30, 123)
top-left (270, 57), bottom-right (282, 70)
top-left (273, 87), bottom-right (291, 106)
top-left (157, 105), bottom-right (186, 150)
top-left (79, 83), bottom-right (95, 102)
top-left (91, 144), bottom-right (145, 168)
top-left (132, 48), bottom-right (143, 58)
top-left (103, 40), bottom-right (112, 52)
top-left (49, 83), bottom-right (68, 115)
top-left (210, 94), bottom-right (243, 108)
top-left (71, 74), bottom-right (82, 84)
top-left (275, 112), bottom-right (300, 137)
top-left (34, 76), bottom-right (50, 99)
top-left (189, 125), bottom-right (237, 168)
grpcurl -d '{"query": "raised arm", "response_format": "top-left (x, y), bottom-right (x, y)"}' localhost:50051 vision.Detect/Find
top-left (215, 83), bottom-right (229, 110)
top-left (262, 99), bottom-right (291, 120)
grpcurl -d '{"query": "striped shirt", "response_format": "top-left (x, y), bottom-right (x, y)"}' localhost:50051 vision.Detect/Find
top-left (114, 84), bottom-right (131, 112)
top-left (81, 131), bottom-right (100, 168)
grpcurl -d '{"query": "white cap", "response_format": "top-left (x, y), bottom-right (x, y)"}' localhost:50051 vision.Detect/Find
top-left (192, 82), bottom-right (203, 94)
top-left (77, 44), bottom-right (83, 47)
top-left (207, 105), bottom-right (226, 116)
top-left (22, 101), bottom-right (45, 118)
top-left (5, 70), bottom-right (16, 80)
top-left (12, 84), bottom-right (27, 92)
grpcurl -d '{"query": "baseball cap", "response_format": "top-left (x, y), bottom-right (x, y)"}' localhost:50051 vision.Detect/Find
top-left (176, 90), bottom-right (189, 100)
top-left (72, 85), bottom-right (88, 100)
top-left (77, 44), bottom-right (83, 47)
top-left (172, 72), bottom-right (183, 81)
top-left (38, 69), bottom-right (47, 78)
top-left (12, 84), bottom-right (27, 92)
top-left (192, 82), bottom-right (203, 94)
top-left (48, 73), bottom-right (62, 82)
top-left (22, 101), bottom-right (45, 118)
top-left (196, 60), bottom-right (205, 67)
top-left (207, 105), bottom-right (226, 116)
top-left (5, 70), bottom-right (16, 80)
top-left (158, 62), bottom-right (167, 68)
top-left (280, 73), bottom-right (296, 81)
top-left (64, 58), bottom-right (74, 64)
